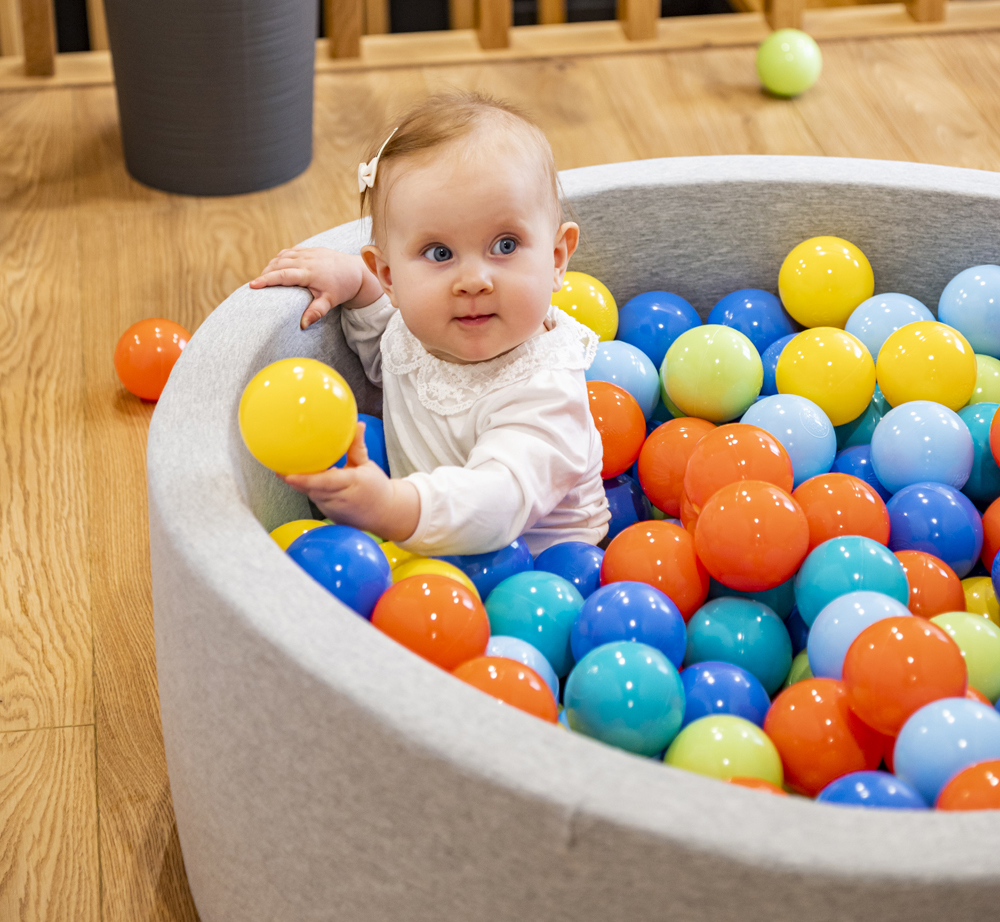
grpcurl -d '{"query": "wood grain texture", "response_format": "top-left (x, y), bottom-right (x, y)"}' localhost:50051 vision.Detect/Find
top-left (0, 0), bottom-right (23, 56)
top-left (0, 726), bottom-right (100, 922)
top-left (19, 0), bottom-right (54, 75)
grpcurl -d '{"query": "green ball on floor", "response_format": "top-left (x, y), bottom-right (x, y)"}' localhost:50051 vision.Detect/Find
top-left (757, 29), bottom-right (823, 98)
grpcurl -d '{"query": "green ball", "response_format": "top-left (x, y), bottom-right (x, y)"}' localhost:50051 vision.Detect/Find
top-left (969, 354), bottom-right (1000, 405)
top-left (783, 650), bottom-right (813, 689)
top-left (756, 29), bottom-right (822, 98)
top-left (664, 714), bottom-right (784, 785)
top-left (930, 612), bottom-right (1000, 703)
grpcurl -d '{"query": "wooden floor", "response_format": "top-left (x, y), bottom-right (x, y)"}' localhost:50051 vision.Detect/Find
top-left (2, 30), bottom-right (1000, 922)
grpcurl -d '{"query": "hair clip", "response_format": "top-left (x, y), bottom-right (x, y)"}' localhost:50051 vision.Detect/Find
top-left (358, 127), bottom-right (399, 193)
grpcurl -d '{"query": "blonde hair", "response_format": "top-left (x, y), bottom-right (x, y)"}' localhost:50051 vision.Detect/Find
top-left (360, 91), bottom-right (562, 245)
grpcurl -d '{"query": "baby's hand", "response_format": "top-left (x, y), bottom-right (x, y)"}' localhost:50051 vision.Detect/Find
top-left (279, 423), bottom-right (420, 543)
top-left (249, 248), bottom-right (384, 330)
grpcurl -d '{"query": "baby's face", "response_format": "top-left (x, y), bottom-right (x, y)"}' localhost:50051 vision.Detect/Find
top-left (363, 138), bottom-right (576, 364)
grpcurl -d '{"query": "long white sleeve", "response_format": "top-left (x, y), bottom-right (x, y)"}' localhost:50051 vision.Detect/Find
top-left (339, 294), bottom-right (394, 386)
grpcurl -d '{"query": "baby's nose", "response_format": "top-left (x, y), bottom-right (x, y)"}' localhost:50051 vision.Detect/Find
top-left (454, 269), bottom-right (493, 297)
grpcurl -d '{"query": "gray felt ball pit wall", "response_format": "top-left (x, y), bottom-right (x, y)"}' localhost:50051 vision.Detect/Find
top-left (148, 156), bottom-right (1000, 922)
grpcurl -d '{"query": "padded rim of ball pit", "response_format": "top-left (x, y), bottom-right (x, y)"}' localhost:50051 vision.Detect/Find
top-left (149, 156), bottom-right (1000, 922)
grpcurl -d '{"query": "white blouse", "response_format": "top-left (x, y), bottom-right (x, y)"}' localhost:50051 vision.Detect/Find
top-left (341, 295), bottom-right (610, 557)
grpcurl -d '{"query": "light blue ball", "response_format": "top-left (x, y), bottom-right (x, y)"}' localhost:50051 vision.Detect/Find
top-left (895, 697), bottom-right (1000, 805)
top-left (683, 598), bottom-right (792, 695)
top-left (807, 590), bottom-right (911, 680)
top-left (708, 576), bottom-right (796, 619)
top-left (741, 394), bottom-right (836, 488)
top-left (816, 771), bottom-right (927, 810)
top-left (938, 265), bottom-right (1000, 359)
top-left (760, 333), bottom-right (797, 397)
top-left (958, 402), bottom-right (1000, 507)
top-left (564, 641), bottom-right (686, 756)
top-left (794, 536), bottom-right (910, 627)
top-left (485, 571), bottom-right (584, 677)
top-left (486, 635), bottom-right (560, 701)
top-left (845, 293), bottom-right (933, 359)
top-left (870, 401), bottom-right (974, 495)
top-left (586, 340), bottom-right (660, 419)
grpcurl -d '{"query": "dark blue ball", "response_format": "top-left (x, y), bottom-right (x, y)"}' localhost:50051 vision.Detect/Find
top-left (332, 413), bottom-right (389, 475)
top-left (679, 661), bottom-right (771, 728)
top-left (707, 289), bottom-right (795, 355)
top-left (830, 444), bottom-right (892, 503)
top-left (816, 771), bottom-right (927, 810)
top-left (438, 538), bottom-right (533, 600)
top-left (534, 541), bottom-right (604, 599)
top-left (604, 473), bottom-right (652, 542)
top-left (616, 291), bottom-right (701, 370)
top-left (287, 524), bottom-right (391, 619)
top-left (760, 333), bottom-right (797, 397)
top-left (785, 605), bottom-right (809, 656)
top-left (571, 581), bottom-right (686, 667)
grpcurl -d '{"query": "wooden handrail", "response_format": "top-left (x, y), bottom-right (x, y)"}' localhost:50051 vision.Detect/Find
top-left (538, 0), bottom-right (567, 23)
top-left (20, 0), bottom-right (55, 74)
top-left (479, 0), bottom-right (512, 48)
top-left (618, 0), bottom-right (661, 39)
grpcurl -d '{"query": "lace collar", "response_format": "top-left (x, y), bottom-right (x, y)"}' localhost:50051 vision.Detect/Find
top-left (381, 306), bottom-right (599, 416)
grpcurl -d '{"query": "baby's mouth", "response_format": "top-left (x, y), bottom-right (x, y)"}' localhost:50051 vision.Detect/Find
top-left (455, 314), bottom-right (495, 327)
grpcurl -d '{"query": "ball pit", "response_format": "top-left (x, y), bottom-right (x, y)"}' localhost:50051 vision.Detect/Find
top-left (149, 158), bottom-right (1000, 922)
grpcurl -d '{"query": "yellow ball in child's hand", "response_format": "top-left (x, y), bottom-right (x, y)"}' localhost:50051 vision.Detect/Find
top-left (239, 357), bottom-right (357, 474)
top-left (269, 519), bottom-right (326, 551)
top-left (552, 271), bottom-right (618, 341)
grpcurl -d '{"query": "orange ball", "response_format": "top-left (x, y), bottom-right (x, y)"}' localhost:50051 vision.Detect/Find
top-left (113, 317), bottom-right (190, 401)
top-left (683, 423), bottom-right (794, 517)
top-left (727, 777), bottom-right (788, 796)
top-left (983, 497), bottom-right (1000, 572)
top-left (601, 520), bottom-right (709, 621)
top-left (842, 616), bottom-right (968, 736)
top-left (936, 759), bottom-right (1000, 810)
top-left (895, 550), bottom-right (966, 618)
top-left (990, 405), bottom-right (999, 466)
top-left (764, 678), bottom-right (883, 797)
top-left (792, 473), bottom-right (890, 552)
top-left (636, 417), bottom-right (716, 516)
top-left (679, 488), bottom-right (699, 536)
top-left (968, 686), bottom-right (993, 706)
top-left (587, 381), bottom-right (646, 479)
top-left (452, 657), bottom-right (558, 722)
top-left (694, 480), bottom-right (810, 592)
top-left (371, 575), bottom-right (489, 671)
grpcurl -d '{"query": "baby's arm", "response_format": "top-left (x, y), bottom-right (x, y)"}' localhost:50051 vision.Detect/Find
top-left (250, 248), bottom-right (384, 330)
top-left (280, 422), bottom-right (421, 542)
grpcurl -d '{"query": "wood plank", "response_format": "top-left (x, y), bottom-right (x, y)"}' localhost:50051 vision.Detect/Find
top-left (766, 0), bottom-right (806, 29)
top-left (20, 0), bottom-right (55, 75)
top-left (538, 0), bottom-right (567, 23)
top-left (326, 0), bottom-right (362, 58)
top-left (84, 0), bottom-right (108, 51)
top-left (0, 726), bottom-right (100, 922)
top-left (364, 0), bottom-right (390, 34)
top-left (450, 0), bottom-right (476, 29)
top-left (618, 0), bottom-right (660, 39)
top-left (906, 0), bottom-right (946, 21)
top-left (0, 0), bottom-right (23, 56)
top-left (927, 31), bottom-right (1000, 131)
top-left (0, 89), bottom-right (93, 735)
top-left (479, 0), bottom-right (512, 48)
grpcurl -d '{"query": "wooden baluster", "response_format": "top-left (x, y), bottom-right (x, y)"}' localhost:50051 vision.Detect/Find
top-left (364, 0), bottom-right (390, 34)
top-left (478, 0), bottom-right (511, 49)
top-left (326, 0), bottom-right (362, 58)
top-left (20, 0), bottom-right (56, 75)
top-left (450, 0), bottom-right (476, 29)
top-left (0, 0), bottom-right (24, 55)
top-left (538, 0), bottom-right (566, 24)
top-left (906, 0), bottom-right (946, 21)
top-left (617, 0), bottom-right (659, 41)
top-left (764, 0), bottom-right (805, 30)
top-left (85, 0), bottom-right (108, 50)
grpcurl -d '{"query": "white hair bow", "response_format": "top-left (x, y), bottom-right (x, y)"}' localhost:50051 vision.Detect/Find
top-left (358, 126), bottom-right (398, 193)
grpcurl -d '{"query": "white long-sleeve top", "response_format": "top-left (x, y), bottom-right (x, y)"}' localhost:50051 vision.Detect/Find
top-left (341, 295), bottom-right (610, 557)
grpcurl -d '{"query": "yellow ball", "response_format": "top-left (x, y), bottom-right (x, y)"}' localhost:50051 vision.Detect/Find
top-left (969, 354), bottom-right (1000, 405)
top-left (269, 519), bottom-right (326, 551)
top-left (392, 557), bottom-right (481, 599)
top-left (963, 576), bottom-right (1000, 628)
top-left (775, 328), bottom-right (876, 426)
top-left (551, 271), bottom-right (618, 341)
top-left (664, 714), bottom-right (784, 785)
top-left (778, 236), bottom-right (874, 329)
top-left (875, 321), bottom-right (977, 410)
top-left (239, 357), bottom-right (357, 474)
top-left (381, 541), bottom-right (421, 570)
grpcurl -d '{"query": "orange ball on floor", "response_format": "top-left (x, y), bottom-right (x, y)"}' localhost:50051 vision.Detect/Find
top-left (895, 550), bottom-right (966, 618)
top-left (637, 417), bottom-right (716, 516)
top-left (587, 381), bottom-right (646, 479)
top-left (114, 317), bottom-right (190, 401)
top-left (792, 472), bottom-right (890, 552)
top-left (452, 657), bottom-right (558, 722)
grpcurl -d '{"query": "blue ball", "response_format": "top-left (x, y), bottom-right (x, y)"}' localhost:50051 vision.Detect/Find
top-left (533, 541), bottom-right (604, 599)
top-left (332, 413), bottom-right (389, 475)
top-left (887, 482), bottom-right (984, 578)
top-left (834, 391), bottom-right (885, 450)
top-left (708, 576), bottom-right (796, 620)
top-left (679, 661), bottom-right (771, 729)
top-left (287, 524), bottom-right (391, 619)
top-left (604, 473), bottom-right (652, 542)
top-left (844, 293), bottom-right (934, 359)
top-left (683, 598), bottom-right (792, 695)
top-left (895, 697), bottom-right (1000, 805)
top-left (439, 538), bottom-right (533, 600)
top-left (994, 547), bottom-right (1000, 596)
top-left (785, 605), bottom-right (810, 656)
top-left (830, 444), bottom-right (892, 502)
top-left (741, 394), bottom-right (836, 488)
top-left (707, 288), bottom-right (795, 355)
top-left (485, 571), bottom-right (584, 677)
top-left (564, 641), bottom-right (686, 756)
top-left (760, 333), bottom-right (796, 397)
top-left (571, 581), bottom-right (686, 668)
top-left (616, 291), bottom-right (701, 370)
top-left (807, 590), bottom-right (912, 680)
top-left (938, 265), bottom-right (1000, 359)
top-left (958, 402), bottom-right (1000, 507)
top-left (650, 397), bottom-right (674, 423)
top-left (870, 401), bottom-right (974, 494)
top-left (816, 771), bottom-right (927, 810)
top-left (486, 635), bottom-right (560, 700)
top-left (586, 340), bottom-right (660, 419)
top-left (794, 536), bottom-right (910, 627)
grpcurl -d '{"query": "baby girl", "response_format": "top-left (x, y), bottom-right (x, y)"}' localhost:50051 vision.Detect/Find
top-left (250, 92), bottom-right (610, 557)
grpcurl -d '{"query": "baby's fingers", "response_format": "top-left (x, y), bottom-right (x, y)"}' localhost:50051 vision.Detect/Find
top-left (300, 294), bottom-right (335, 329)
top-left (250, 266), bottom-right (309, 289)
top-left (346, 422), bottom-right (369, 467)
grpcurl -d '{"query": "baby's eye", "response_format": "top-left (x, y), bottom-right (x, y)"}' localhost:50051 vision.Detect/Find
top-left (492, 237), bottom-right (517, 256)
top-left (422, 245), bottom-right (453, 262)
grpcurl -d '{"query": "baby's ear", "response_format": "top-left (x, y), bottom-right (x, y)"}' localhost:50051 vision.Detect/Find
top-left (552, 222), bottom-right (580, 289)
top-left (361, 245), bottom-right (394, 299)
